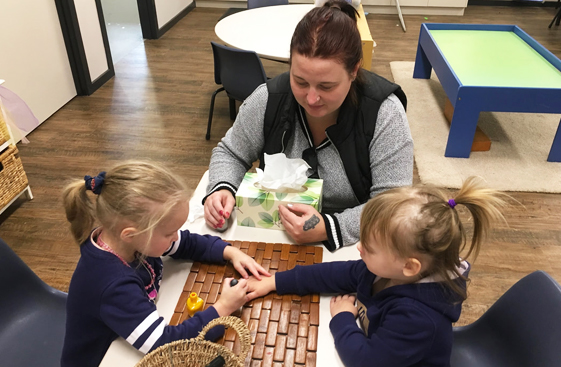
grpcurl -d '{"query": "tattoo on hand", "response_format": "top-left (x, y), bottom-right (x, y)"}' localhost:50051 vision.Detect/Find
top-left (303, 214), bottom-right (320, 231)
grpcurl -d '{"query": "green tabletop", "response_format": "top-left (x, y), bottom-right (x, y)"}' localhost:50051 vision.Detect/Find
top-left (430, 30), bottom-right (561, 88)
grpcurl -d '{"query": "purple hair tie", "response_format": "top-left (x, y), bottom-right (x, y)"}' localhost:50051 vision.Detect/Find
top-left (448, 199), bottom-right (457, 209)
top-left (84, 171), bottom-right (106, 195)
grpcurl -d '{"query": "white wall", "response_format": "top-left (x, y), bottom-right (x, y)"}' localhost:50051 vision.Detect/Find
top-left (0, 1), bottom-right (76, 126)
top-left (154, 0), bottom-right (193, 29)
top-left (74, 0), bottom-right (110, 82)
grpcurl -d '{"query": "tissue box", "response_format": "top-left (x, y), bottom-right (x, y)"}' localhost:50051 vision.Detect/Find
top-left (235, 172), bottom-right (323, 230)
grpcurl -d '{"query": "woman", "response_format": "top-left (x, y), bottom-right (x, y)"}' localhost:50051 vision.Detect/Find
top-left (204, 0), bottom-right (413, 252)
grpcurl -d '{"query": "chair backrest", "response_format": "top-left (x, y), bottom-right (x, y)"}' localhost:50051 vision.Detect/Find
top-left (247, 0), bottom-right (289, 9)
top-left (0, 237), bottom-right (57, 310)
top-left (451, 270), bottom-right (561, 367)
top-left (0, 237), bottom-right (67, 367)
top-left (211, 41), bottom-right (267, 102)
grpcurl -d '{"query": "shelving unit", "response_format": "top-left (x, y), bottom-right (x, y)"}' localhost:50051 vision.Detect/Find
top-left (0, 79), bottom-right (33, 216)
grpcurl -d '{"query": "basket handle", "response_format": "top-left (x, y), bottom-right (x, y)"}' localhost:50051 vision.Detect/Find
top-left (195, 316), bottom-right (251, 361)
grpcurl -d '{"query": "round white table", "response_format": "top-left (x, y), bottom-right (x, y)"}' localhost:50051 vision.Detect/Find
top-left (215, 4), bottom-right (313, 62)
top-left (214, 4), bottom-right (374, 69)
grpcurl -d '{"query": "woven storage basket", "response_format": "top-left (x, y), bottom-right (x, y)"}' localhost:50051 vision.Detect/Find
top-left (135, 316), bottom-right (250, 367)
top-left (0, 145), bottom-right (28, 209)
top-left (0, 111), bottom-right (10, 146)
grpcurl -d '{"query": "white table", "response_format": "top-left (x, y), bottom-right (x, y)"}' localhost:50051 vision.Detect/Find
top-left (215, 4), bottom-right (375, 70)
top-left (100, 171), bottom-right (360, 366)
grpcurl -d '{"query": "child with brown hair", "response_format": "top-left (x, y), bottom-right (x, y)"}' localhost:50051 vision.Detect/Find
top-left (60, 161), bottom-right (269, 367)
top-left (247, 177), bottom-right (508, 366)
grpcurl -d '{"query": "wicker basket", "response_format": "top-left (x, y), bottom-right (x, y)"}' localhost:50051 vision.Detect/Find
top-left (0, 111), bottom-right (10, 147)
top-left (135, 316), bottom-right (250, 367)
top-left (0, 145), bottom-right (28, 209)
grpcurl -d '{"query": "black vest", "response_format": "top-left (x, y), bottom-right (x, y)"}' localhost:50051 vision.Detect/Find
top-left (260, 71), bottom-right (407, 204)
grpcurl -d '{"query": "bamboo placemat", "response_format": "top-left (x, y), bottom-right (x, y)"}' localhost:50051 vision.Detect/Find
top-left (170, 241), bottom-right (323, 367)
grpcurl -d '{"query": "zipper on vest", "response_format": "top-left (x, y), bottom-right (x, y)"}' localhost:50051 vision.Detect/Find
top-left (325, 131), bottom-right (360, 204)
top-left (281, 130), bottom-right (287, 152)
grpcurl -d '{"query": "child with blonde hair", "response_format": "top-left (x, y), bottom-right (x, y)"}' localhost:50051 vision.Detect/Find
top-left (61, 161), bottom-right (269, 367)
top-left (247, 177), bottom-right (508, 367)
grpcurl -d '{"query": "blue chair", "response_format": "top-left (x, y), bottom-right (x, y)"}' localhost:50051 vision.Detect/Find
top-left (206, 41), bottom-right (267, 140)
top-left (247, 0), bottom-right (288, 9)
top-left (0, 237), bottom-right (67, 367)
top-left (451, 270), bottom-right (561, 367)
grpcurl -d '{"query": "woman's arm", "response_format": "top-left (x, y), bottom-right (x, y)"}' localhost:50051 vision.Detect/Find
top-left (204, 85), bottom-right (269, 199)
top-left (203, 84), bottom-right (269, 227)
top-left (327, 94), bottom-right (414, 249)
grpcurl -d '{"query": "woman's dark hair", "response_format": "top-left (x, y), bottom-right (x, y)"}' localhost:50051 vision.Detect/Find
top-left (290, 0), bottom-right (362, 73)
top-left (290, 0), bottom-right (364, 98)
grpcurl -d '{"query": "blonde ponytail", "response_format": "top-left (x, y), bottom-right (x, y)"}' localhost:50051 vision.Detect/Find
top-left (62, 180), bottom-right (96, 244)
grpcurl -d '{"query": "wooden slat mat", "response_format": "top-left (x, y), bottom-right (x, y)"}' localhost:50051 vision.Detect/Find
top-left (170, 241), bottom-right (323, 367)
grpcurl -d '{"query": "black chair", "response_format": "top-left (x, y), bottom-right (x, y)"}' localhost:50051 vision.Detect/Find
top-left (206, 41), bottom-right (267, 140)
top-left (0, 237), bottom-right (67, 367)
top-left (549, 0), bottom-right (561, 28)
top-left (451, 270), bottom-right (561, 367)
top-left (247, 0), bottom-right (289, 9)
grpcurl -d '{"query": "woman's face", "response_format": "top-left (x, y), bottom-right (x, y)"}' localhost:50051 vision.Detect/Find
top-left (290, 53), bottom-right (358, 120)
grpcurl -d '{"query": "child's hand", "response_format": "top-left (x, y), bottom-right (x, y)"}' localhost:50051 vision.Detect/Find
top-left (213, 278), bottom-right (248, 316)
top-left (330, 294), bottom-right (358, 318)
top-left (223, 246), bottom-right (271, 280)
top-left (246, 274), bottom-right (276, 301)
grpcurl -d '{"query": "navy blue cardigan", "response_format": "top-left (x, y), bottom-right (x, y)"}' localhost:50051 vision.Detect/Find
top-left (276, 260), bottom-right (469, 367)
top-left (61, 229), bottom-right (228, 367)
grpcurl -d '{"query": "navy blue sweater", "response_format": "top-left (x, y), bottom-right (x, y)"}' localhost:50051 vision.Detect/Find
top-left (61, 229), bottom-right (228, 367)
top-left (276, 260), bottom-right (469, 367)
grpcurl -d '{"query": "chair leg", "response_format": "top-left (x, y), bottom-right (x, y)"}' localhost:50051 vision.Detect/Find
top-left (206, 87), bottom-right (225, 140)
top-left (550, 0), bottom-right (561, 28)
top-left (229, 98), bottom-right (237, 121)
top-left (395, 0), bottom-right (406, 32)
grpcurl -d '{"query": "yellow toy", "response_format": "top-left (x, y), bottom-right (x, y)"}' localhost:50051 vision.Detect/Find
top-left (186, 292), bottom-right (204, 317)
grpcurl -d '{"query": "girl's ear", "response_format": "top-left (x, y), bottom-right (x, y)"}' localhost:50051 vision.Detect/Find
top-left (120, 227), bottom-right (138, 243)
top-left (402, 258), bottom-right (422, 277)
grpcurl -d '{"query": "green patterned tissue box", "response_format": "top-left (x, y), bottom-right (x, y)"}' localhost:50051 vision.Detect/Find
top-left (235, 172), bottom-right (323, 230)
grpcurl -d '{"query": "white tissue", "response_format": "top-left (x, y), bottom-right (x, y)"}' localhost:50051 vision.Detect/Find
top-left (255, 153), bottom-right (310, 191)
top-left (188, 201), bottom-right (205, 223)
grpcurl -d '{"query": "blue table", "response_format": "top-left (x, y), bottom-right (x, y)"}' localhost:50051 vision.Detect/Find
top-left (413, 23), bottom-right (561, 162)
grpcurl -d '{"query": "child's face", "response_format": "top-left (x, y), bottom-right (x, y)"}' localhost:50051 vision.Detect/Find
top-left (357, 232), bottom-right (407, 280)
top-left (134, 201), bottom-right (189, 257)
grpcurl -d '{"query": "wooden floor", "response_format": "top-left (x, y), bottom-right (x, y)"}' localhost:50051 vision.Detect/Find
top-left (1, 5), bottom-right (560, 326)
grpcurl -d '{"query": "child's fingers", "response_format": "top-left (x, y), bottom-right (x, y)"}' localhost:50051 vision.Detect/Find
top-left (246, 290), bottom-right (261, 301)
top-left (232, 262), bottom-right (249, 279)
top-left (245, 261), bottom-right (270, 280)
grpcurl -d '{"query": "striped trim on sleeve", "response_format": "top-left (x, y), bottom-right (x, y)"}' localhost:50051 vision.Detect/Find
top-left (125, 310), bottom-right (164, 350)
top-left (162, 230), bottom-right (182, 256)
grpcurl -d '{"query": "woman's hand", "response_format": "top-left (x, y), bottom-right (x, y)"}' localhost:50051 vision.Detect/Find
top-left (330, 294), bottom-right (358, 317)
top-left (279, 203), bottom-right (327, 244)
top-left (213, 278), bottom-right (248, 316)
top-left (223, 246), bottom-right (271, 280)
top-left (246, 274), bottom-right (277, 301)
top-left (204, 190), bottom-right (235, 230)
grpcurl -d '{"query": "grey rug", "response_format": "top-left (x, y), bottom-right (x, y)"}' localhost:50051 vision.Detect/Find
top-left (390, 61), bottom-right (561, 193)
